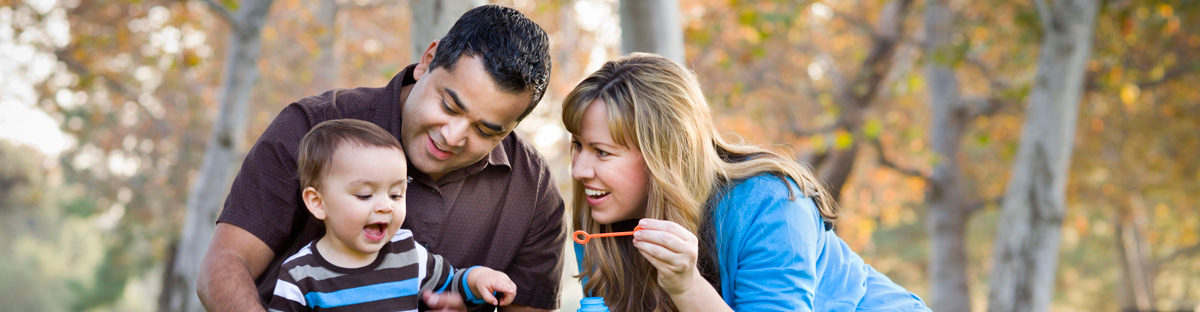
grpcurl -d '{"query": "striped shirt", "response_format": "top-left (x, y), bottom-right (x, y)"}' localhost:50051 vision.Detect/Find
top-left (268, 229), bottom-right (471, 311)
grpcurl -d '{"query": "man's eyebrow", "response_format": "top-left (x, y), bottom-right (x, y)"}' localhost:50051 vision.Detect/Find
top-left (444, 87), bottom-right (505, 133)
top-left (444, 87), bottom-right (469, 113)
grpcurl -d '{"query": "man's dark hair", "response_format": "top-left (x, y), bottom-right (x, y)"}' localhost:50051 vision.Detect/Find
top-left (429, 4), bottom-right (551, 121)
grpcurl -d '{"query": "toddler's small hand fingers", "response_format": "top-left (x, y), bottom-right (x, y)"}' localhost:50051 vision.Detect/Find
top-left (479, 287), bottom-right (499, 306)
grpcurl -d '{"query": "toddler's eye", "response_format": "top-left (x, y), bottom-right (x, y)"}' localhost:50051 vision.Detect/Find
top-left (355, 194), bottom-right (372, 200)
top-left (390, 194), bottom-right (403, 200)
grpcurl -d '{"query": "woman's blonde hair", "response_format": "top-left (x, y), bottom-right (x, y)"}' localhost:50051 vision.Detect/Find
top-left (562, 53), bottom-right (837, 311)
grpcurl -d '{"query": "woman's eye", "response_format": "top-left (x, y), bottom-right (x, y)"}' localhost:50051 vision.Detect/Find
top-left (597, 150), bottom-right (610, 157)
top-left (570, 141), bottom-right (582, 150)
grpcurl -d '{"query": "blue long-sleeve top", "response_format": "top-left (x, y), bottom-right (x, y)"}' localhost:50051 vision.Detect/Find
top-left (575, 174), bottom-right (931, 311)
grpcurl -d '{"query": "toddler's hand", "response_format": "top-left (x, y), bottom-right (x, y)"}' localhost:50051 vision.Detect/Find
top-left (468, 267), bottom-right (517, 306)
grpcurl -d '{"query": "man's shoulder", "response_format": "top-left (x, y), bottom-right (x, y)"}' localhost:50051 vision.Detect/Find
top-left (292, 86), bottom-right (389, 119)
top-left (498, 132), bottom-right (552, 172)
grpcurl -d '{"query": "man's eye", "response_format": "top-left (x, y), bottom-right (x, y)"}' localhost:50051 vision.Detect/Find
top-left (440, 99), bottom-right (454, 114)
top-left (476, 127), bottom-right (496, 138)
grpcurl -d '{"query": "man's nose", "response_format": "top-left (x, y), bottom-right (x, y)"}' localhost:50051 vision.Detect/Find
top-left (442, 117), bottom-right (469, 147)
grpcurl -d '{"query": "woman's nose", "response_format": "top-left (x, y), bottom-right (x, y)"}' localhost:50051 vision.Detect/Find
top-left (571, 155), bottom-right (595, 181)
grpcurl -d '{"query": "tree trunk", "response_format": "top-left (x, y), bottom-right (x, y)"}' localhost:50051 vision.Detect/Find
top-left (810, 0), bottom-right (913, 201)
top-left (410, 0), bottom-right (485, 63)
top-left (1116, 197), bottom-right (1154, 311)
top-left (986, 0), bottom-right (1098, 311)
top-left (161, 1), bottom-right (275, 311)
top-left (922, 0), bottom-right (972, 310)
top-left (618, 0), bottom-right (684, 64)
top-left (313, 0), bottom-right (342, 90)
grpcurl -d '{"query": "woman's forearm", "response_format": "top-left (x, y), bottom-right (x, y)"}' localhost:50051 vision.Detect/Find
top-left (668, 275), bottom-right (734, 312)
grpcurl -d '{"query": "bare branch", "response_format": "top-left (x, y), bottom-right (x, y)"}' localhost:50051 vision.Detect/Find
top-left (339, 0), bottom-right (400, 10)
top-left (960, 95), bottom-right (1007, 118)
top-left (960, 57), bottom-right (1022, 118)
top-left (869, 137), bottom-right (931, 182)
top-left (197, 0), bottom-right (236, 27)
top-left (54, 48), bottom-right (138, 99)
top-left (966, 196), bottom-right (1002, 214)
top-left (1137, 67), bottom-right (1189, 89)
top-left (842, 0), bottom-right (915, 107)
top-left (965, 56), bottom-right (1011, 91)
top-left (790, 122), bottom-right (842, 137)
top-left (829, 7), bottom-right (876, 35)
top-left (1153, 242), bottom-right (1200, 270)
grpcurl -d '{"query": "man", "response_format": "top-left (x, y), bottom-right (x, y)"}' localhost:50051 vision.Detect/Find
top-left (196, 5), bottom-right (564, 312)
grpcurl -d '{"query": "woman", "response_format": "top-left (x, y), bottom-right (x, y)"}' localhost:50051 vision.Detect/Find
top-left (564, 53), bottom-right (930, 311)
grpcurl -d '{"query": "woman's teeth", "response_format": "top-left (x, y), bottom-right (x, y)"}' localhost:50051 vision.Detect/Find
top-left (585, 189), bottom-right (610, 197)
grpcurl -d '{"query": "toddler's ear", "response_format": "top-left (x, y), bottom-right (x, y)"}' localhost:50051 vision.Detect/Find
top-left (303, 187), bottom-right (327, 220)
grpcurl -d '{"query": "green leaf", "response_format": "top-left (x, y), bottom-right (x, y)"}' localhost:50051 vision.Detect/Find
top-left (975, 133), bottom-right (991, 146)
top-left (864, 119), bottom-right (883, 139)
top-left (834, 131), bottom-right (854, 150)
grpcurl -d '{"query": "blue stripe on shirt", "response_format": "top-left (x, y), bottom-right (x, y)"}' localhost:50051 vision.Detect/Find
top-left (305, 277), bottom-right (419, 308)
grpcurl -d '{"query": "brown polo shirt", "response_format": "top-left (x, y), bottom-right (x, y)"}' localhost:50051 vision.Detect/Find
top-left (217, 64), bottom-right (566, 310)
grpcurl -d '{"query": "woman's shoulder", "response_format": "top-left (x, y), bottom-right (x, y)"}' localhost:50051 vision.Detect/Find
top-left (722, 173), bottom-right (811, 205)
top-left (715, 173), bottom-right (821, 227)
top-left (727, 173), bottom-right (794, 195)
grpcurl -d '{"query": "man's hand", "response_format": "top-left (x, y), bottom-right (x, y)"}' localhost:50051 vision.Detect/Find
top-left (197, 223), bottom-right (275, 312)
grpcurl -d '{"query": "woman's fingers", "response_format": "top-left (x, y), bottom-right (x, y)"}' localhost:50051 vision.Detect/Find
top-left (636, 219), bottom-right (698, 255)
top-left (639, 219), bottom-right (698, 242)
top-left (636, 243), bottom-right (674, 270)
top-left (633, 241), bottom-right (691, 273)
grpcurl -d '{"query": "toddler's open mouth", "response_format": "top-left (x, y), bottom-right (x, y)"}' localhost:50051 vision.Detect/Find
top-left (363, 222), bottom-right (388, 241)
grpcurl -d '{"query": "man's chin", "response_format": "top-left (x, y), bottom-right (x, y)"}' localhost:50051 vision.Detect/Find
top-left (412, 159), bottom-right (452, 179)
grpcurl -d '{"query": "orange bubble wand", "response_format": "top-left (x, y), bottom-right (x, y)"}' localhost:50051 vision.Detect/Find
top-left (572, 226), bottom-right (643, 244)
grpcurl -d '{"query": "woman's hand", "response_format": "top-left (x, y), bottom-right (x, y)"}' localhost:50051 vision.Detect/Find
top-left (632, 218), bottom-right (704, 295)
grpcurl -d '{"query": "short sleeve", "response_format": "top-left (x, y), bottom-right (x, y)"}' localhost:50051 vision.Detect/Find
top-left (217, 103), bottom-right (314, 253)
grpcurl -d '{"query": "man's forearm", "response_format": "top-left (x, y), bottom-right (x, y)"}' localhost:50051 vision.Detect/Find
top-left (499, 304), bottom-right (551, 312)
top-left (197, 252), bottom-right (267, 312)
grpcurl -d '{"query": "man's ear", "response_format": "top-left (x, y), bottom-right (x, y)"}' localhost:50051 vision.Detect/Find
top-left (303, 186), bottom-right (327, 220)
top-left (412, 40), bottom-right (439, 81)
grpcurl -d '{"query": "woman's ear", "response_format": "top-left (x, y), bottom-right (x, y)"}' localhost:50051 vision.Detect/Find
top-left (303, 186), bottom-right (327, 220)
top-left (412, 40), bottom-right (439, 81)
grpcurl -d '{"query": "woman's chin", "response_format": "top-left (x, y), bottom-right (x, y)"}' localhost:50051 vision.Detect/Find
top-left (591, 213), bottom-right (615, 225)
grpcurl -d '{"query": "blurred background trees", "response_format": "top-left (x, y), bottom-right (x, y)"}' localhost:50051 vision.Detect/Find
top-left (0, 0), bottom-right (1196, 311)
